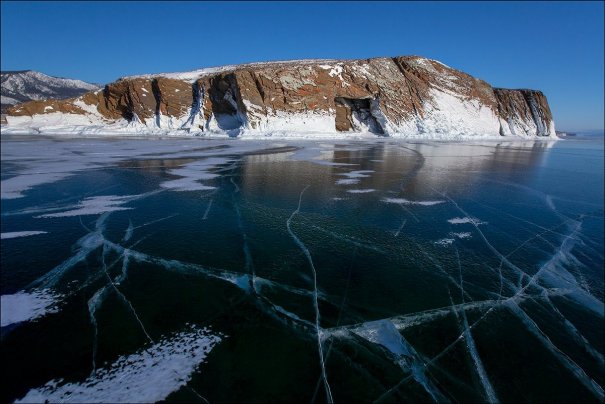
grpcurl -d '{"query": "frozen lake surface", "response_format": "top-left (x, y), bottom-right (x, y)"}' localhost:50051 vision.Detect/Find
top-left (1, 134), bottom-right (603, 403)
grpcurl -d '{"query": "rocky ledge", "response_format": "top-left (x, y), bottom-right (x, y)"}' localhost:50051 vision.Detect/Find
top-left (4, 56), bottom-right (556, 138)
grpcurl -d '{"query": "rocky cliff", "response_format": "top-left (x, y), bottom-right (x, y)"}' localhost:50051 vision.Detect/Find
top-left (4, 56), bottom-right (556, 138)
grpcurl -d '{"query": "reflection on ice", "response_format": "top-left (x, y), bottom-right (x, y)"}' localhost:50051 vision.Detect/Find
top-left (1, 136), bottom-right (603, 403)
top-left (0, 138), bottom-right (282, 200)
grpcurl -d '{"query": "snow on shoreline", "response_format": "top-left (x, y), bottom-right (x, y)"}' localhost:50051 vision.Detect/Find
top-left (2, 110), bottom-right (560, 141)
top-left (1, 125), bottom-right (562, 141)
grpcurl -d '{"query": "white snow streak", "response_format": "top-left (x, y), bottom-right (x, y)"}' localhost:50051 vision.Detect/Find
top-left (0, 289), bottom-right (62, 327)
top-left (1, 231), bottom-right (47, 239)
top-left (16, 326), bottom-right (222, 404)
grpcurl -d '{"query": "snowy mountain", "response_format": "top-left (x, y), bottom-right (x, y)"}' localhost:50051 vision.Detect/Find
top-left (1, 70), bottom-right (99, 113)
top-left (3, 57), bottom-right (556, 138)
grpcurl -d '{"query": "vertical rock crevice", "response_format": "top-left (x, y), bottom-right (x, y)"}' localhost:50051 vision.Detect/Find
top-left (522, 90), bottom-right (552, 136)
top-left (207, 73), bottom-right (247, 131)
top-left (183, 82), bottom-right (205, 130)
top-left (334, 97), bottom-right (385, 135)
top-left (151, 79), bottom-right (162, 127)
top-left (494, 88), bottom-right (555, 137)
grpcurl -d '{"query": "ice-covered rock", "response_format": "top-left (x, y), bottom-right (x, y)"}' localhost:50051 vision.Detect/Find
top-left (4, 56), bottom-right (556, 138)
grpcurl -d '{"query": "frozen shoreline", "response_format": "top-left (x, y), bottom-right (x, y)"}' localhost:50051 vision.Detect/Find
top-left (1, 125), bottom-right (561, 142)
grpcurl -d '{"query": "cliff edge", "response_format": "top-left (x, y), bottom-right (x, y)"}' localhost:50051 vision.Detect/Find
top-left (4, 56), bottom-right (556, 138)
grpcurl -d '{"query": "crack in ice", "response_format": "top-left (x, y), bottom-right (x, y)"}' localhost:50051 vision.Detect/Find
top-left (286, 186), bottom-right (333, 403)
top-left (454, 248), bottom-right (498, 403)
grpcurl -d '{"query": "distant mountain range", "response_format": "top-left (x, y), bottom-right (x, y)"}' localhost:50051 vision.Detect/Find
top-left (1, 70), bottom-right (99, 114)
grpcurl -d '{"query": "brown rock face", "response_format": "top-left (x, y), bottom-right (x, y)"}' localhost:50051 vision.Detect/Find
top-left (335, 99), bottom-right (354, 132)
top-left (154, 78), bottom-right (193, 118)
top-left (6, 56), bottom-right (556, 137)
top-left (7, 98), bottom-right (87, 116)
top-left (494, 89), bottom-right (554, 136)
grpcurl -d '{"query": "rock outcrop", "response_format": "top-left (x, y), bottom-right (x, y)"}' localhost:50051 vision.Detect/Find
top-left (4, 56), bottom-right (556, 138)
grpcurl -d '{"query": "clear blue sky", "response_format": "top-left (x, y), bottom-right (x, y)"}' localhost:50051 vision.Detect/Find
top-left (1, 1), bottom-right (603, 131)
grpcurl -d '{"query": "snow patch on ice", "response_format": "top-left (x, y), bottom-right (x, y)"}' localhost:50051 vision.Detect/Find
top-left (1, 170), bottom-right (73, 200)
top-left (336, 178), bottom-right (359, 185)
top-left (336, 170), bottom-right (374, 185)
top-left (382, 197), bottom-right (445, 206)
top-left (347, 189), bottom-right (375, 194)
top-left (15, 325), bottom-right (223, 403)
top-left (0, 138), bottom-right (278, 200)
top-left (448, 217), bottom-right (487, 225)
top-left (1, 289), bottom-right (62, 327)
top-left (435, 238), bottom-right (455, 246)
top-left (1, 231), bottom-right (47, 239)
top-left (35, 194), bottom-right (141, 218)
top-left (161, 157), bottom-right (230, 192)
